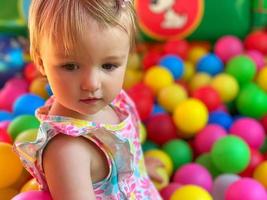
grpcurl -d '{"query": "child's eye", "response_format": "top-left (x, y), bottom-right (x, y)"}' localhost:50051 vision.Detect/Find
top-left (102, 63), bottom-right (118, 71)
top-left (62, 63), bottom-right (79, 71)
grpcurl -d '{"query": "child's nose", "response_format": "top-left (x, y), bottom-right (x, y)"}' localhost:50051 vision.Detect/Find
top-left (80, 69), bottom-right (100, 92)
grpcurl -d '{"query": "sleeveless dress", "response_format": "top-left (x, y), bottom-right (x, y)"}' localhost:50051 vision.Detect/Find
top-left (14, 90), bottom-right (162, 200)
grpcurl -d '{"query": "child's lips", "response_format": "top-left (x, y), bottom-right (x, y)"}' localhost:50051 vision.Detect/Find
top-left (80, 98), bottom-right (101, 104)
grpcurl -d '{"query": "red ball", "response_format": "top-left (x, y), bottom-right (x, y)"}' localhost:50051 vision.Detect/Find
top-left (142, 50), bottom-right (162, 71)
top-left (23, 62), bottom-right (40, 83)
top-left (163, 39), bottom-right (189, 60)
top-left (244, 30), bottom-right (267, 54)
top-left (192, 86), bottom-right (221, 111)
top-left (160, 182), bottom-right (182, 200)
top-left (260, 115), bottom-right (267, 133)
top-left (0, 128), bottom-right (12, 144)
top-left (239, 148), bottom-right (264, 177)
top-left (146, 114), bottom-right (178, 145)
top-left (127, 83), bottom-right (154, 121)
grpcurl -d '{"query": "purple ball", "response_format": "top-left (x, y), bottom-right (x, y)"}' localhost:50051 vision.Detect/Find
top-left (225, 178), bottom-right (267, 200)
top-left (173, 163), bottom-right (213, 192)
top-left (194, 124), bottom-right (227, 154)
top-left (12, 191), bottom-right (52, 200)
top-left (214, 36), bottom-right (243, 63)
top-left (230, 117), bottom-right (265, 149)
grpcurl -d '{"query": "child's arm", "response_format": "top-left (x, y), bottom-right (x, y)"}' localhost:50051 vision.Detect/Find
top-left (43, 134), bottom-right (96, 200)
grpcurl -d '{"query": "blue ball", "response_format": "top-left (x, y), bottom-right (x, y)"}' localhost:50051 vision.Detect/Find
top-left (197, 53), bottom-right (224, 76)
top-left (45, 84), bottom-right (53, 96)
top-left (159, 55), bottom-right (184, 79)
top-left (0, 110), bottom-right (14, 121)
top-left (152, 103), bottom-right (166, 116)
top-left (13, 93), bottom-right (45, 116)
top-left (208, 111), bottom-right (233, 130)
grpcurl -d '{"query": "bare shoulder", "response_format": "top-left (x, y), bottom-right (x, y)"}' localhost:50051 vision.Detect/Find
top-left (43, 134), bottom-right (97, 200)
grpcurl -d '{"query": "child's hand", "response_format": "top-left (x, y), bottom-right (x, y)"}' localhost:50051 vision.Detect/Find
top-left (144, 156), bottom-right (165, 183)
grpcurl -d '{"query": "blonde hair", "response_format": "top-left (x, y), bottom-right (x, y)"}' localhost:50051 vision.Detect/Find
top-left (28, 0), bottom-right (136, 64)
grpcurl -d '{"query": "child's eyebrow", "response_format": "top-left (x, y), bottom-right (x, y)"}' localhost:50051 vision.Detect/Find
top-left (104, 55), bottom-right (127, 60)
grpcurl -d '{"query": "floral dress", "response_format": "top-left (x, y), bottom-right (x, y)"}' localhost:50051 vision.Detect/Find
top-left (14, 90), bottom-right (162, 200)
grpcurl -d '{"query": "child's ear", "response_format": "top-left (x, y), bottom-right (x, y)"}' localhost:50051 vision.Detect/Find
top-left (35, 56), bottom-right (46, 76)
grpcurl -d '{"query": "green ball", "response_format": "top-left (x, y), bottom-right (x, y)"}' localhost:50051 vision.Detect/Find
top-left (142, 140), bottom-right (159, 152)
top-left (162, 139), bottom-right (193, 170)
top-left (195, 153), bottom-right (222, 178)
top-left (211, 135), bottom-right (250, 173)
top-left (15, 128), bottom-right (38, 143)
top-left (8, 115), bottom-right (40, 139)
top-left (236, 83), bottom-right (267, 119)
top-left (226, 55), bottom-right (256, 86)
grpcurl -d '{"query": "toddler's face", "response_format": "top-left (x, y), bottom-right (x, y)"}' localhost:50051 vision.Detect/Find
top-left (38, 19), bottom-right (130, 119)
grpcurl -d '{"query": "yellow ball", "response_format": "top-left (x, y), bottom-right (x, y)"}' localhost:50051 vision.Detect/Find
top-left (123, 69), bottom-right (143, 90)
top-left (20, 178), bottom-right (39, 192)
top-left (256, 66), bottom-right (267, 92)
top-left (158, 84), bottom-right (188, 113)
top-left (139, 123), bottom-right (147, 144)
top-left (144, 149), bottom-right (173, 176)
top-left (144, 66), bottom-right (174, 94)
top-left (11, 169), bottom-right (32, 191)
top-left (29, 77), bottom-right (49, 99)
top-left (0, 188), bottom-right (19, 200)
top-left (171, 185), bottom-right (212, 200)
top-left (253, 161), bottom-right (267, 189)
top-left (188, 46), bottom-right (208, 64)
top-left (127, 53), bottom-right (141, 70)
top-left (211, 73), bottom-right (239, 102)
top-left (0, 143), bottom-right (23, 188)
top-left (173, 98), bottom-right (208, 136)
top-left (15, 128), bottom-right (38, 143)
top-left (189, 73), bottom-right (212, 93)
top-left (182, 61), bottom-right (195, 82)
top-left (152, 167), bottom-right (169, 190)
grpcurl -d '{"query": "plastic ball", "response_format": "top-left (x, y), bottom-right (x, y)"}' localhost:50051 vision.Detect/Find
top-left (162, 139), bottom-right (193, 171)
top-left (257, 67), bottom-right (267, 92)
top-left (146, 114), bottom-right (177, 145)
top-left (123, 69), bottom-right (143, 90)
top-left (192, 86), bottom-right (221, 111)
top-left (173, 163), bottom-right (213, 192)
top-left (142, 50), bottom-right (162, 71)
top-left (142, 140), bottom-right (159, 152)
top-left (246, 50), bottom-right (265, 71)
top-left (5, 48), bottom-right (24, 70)
top-left (127, 53), bottom-right (141, 70)
top-left (0, 143), bottom-right (23, 189)
top-left (230, 117), bottom-right (265, 149)
top-left (173, 98), bottom-right (208, 136)
top-left (159, 55), bottom-right (184, 79)
top-left (189, 73), bottom-right (212, 93)
top-left (182, 61), bottom-right (195, 81)
top-left (212, 174), bottom-right (240, 200)
top-left (260, 115), bottom-right (267, 133)
top-left (158, 84), bottom-right (187, 113)
top-left (163, 40), bottom-right (189, 59)
top-left (214, 35), bottom-right (244, 63)
top-left (0, 110), bottom-right (14, 121)
top-left (211, 73), bottom-right (239, 102)
top-left (0, 188), bottom-right (19, 200)
top-left (13, 94), bottom-right (45, 116)
top-left (151, 104), bottom-right (166, 116)
top-left (195, 153), bottom-right (221, 178)
top-left (253, 161), bottom-right (267, 189)
top-left (188, 46), bottom-right (208, 64)
top-left (211, 136), bottom-right (250, 173)
top-left (244, 30), bottom-right (267, 54)
top-left (8, 115), bottom-right (40, 139)
top-left (225, 55), bottom-right (256, 86)
top-left (236, 83), bottom-right (267, 119)
top-left (15, 128), bottom-right (38, 143)
top-left (29, 77), bottom-right (49, 99)
top-left (208, 111), bottom-right (233, 130)
top-left (12, 191), bottom-right (52, 200)
top-left (144, 66), bottom-right (174, 94)
top-left (23, 63), bottom-right (40, 83)
top-left (0, 128), bottom-right (13, 144)
top-left (239, 148), bottom-right (264, 177)
top-left (194, 124), bottom-right (227, 154)
top-left (170, 185), bottom-right (212, 200)
top-left (139, 123), bottom-right (146, 144)
top-left (144, 149), bottom-right (173, 176)
top-left (152, 168), bottom-right (170, 190)
top-left (20, 179), bottom-right (39, 192)
top-left (160, 183), bottom-right (182, 200)
top-left (225, 178), bottom-right (267, 200)
top-left (196, 53), bottom-right (224, 76)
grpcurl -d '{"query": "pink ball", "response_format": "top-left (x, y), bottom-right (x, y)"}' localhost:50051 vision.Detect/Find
top-left (260, 115), bottom-right (267, 133)
top-left (173, 163), bottom-right (213, 192)
top-left (0, 121), bottom-right (11, 130)
top-left (160, 182), bottom-right (182, 200)
top-left (194, 124), bottom-right (227, 154)
top-left (230, 117), bottom-right (265, 149)
top-left (246, 50), bottom-right (265, 71)
top-left (225, 178), bottom-right (267, 200)
top-left (214, 35), bottom-right (244, 63)
top-left (12, 191), bottom-right (52, 200)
